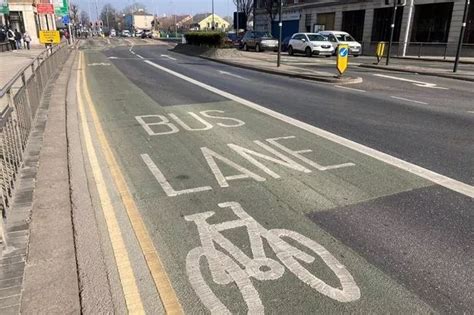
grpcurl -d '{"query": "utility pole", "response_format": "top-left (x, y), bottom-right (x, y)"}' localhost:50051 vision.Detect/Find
top-left (277, 0), bottom-right (283, 67)
top-left (386, 0), bottom-right (398, 65)
top-left (212, 0), bottom-right (215, 30)
top-left (454, 0), bottom-right (470, 72)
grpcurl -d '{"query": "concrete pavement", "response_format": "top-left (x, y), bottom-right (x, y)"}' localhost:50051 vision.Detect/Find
top-left (0, 48), bottom-right (46, 90)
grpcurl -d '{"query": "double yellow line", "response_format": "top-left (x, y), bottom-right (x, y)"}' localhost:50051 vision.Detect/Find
top-left (77, 52), bottom-right (183, 314)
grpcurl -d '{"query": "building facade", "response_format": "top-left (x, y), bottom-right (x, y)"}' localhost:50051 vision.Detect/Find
top-left (1, 0), bottom-right (57, 45)
top-left (125, 11), bottom-right (154, 31)
top-left (195, 14), bottom-right (231, 31)
top-left (255, 0), bottom-right (474, 56)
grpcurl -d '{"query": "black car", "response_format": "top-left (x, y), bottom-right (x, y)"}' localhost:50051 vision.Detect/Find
top-left (281, 36), bottom-right (291, 52)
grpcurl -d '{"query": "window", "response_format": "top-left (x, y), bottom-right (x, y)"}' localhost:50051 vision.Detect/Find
top-left (411, 2), bottom-right (453, 42)
top-left (335, 34), bottom-right (356, 42)
top-left (305, 14), bottom-right (312, 32)
top-left (317, 13), bottom-right (335, 30)
top-left (307, 34), bottom-right (327, 41)
top-left (341, 10), bottom-right (365, 41)
top-left (464, 3), bottom-right (474, 43)
top-left (371, 7), bottom-right (404, 42)
top-left (293, 34), bottom-right (304, 40)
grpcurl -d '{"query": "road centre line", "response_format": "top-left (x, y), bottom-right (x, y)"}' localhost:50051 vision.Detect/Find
top-left (218, 70), bottom-right (250, 81)
top-left (161, 54), bottom-right (177, 61)
top-left (142, 58), bottom-right (474, 198)
top-left (334, 85), bottom-right (366, 92)
top-left (77, 54), bottom-right (145, 313)
top-left (390, 96), bottom-right (428, 105)
top-left (81, 53), bottom-right (184, 313)
top-left (373, 73), bottom-right (448, 89)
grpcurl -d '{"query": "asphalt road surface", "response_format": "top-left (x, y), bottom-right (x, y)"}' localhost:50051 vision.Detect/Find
top-left (76, 38), bottom-right (473, 314)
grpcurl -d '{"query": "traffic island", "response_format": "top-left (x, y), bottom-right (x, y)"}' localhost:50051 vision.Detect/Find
top-left (172, 44), bottom-right (363, 84)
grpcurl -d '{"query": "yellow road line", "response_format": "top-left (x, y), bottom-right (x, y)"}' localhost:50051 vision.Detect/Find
top-left (76, 53), bottom-right (145, 314)
top-left (80, 52), bottom-right (184, 314)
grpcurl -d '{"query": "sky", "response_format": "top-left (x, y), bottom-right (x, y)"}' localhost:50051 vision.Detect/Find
top-left (75, 0), bottom-right (237, 21)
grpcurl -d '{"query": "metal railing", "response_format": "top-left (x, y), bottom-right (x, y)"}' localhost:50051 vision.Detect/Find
top-left (0, 44), bottom-right (69, 233)
top-left (361, 41), bottom-right (474, 59)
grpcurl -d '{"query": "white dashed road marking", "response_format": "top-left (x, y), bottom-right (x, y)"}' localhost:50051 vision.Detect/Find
top-left (373, 74), bottom-right (449, 89)
top-left (161, 54), bottom-right (177, 61)
top-left (390, 96), bottom-right (428, 105)
top-left (334, 85), bottom-right (366, 93)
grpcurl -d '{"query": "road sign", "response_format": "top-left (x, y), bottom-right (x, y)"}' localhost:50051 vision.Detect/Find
top-left (37, 3), bottom-right (54, 14)
top-left (62, 15), bottom-right (70, 24)
top-left (336, 44), bottom-right (349, 75)
top-left (0, 0), bottom-right (9, 14)
top-left (376, 42), bottom-right (386, 64)
top-left (53, 0), bottom-right (68, 16)
top-left (39, 30), bottom-right (60, 44)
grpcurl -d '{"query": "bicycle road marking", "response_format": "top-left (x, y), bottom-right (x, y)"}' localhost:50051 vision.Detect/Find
top-left (77, 53), bottom-right (145, 313)
top-left (81, 52), bottom-right (184, 314)
top-left (184, 201), bottom-right (360, 313)
top-left (141, 57), bottom-right (474, 198)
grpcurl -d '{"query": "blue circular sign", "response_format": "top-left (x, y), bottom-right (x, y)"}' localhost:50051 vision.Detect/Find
top-left (339, 48), bottom-right (348, 57)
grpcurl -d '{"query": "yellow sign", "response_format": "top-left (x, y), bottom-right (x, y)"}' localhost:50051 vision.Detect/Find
top-left (39, 30), bottom-right (60, 44)
top-left (376, 42), bottom-right (386, 64)
top-left (376, 42), bottom-right (386, 57)
top-left (336, 44), bottom-right (349, 75)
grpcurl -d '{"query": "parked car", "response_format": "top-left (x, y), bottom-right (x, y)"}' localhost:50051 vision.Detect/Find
top-left (241, 31), bottom-right (278, 52)
top-left (281, 36), bottom-right (292, 52)
top-left (225, 32), bottom-right (243, 48)
top-left (121, 30), bottom-right (131, 37)
top-left (288, 33), bottom-right (334, 57)
top-left (317, 31), bottom-right (362, 56)
top-left (110, 29), bottom-right (116, 37)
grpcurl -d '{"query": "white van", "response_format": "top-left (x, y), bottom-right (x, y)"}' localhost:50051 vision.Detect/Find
top-left (317, 31), bottom-right (362, 56)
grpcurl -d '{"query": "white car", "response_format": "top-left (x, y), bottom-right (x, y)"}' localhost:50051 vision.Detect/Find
top-left (288, 33), bottom-right (334, 57)
top-left (317, 31), bottom-right (362, 56)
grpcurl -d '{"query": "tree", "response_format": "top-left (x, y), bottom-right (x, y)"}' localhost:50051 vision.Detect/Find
top-left (70, 3), bottom-right (79, 25)
top-left (100, 3), bottom-right (118, 29)
top-left (262, 0), bottom-right (279, 24)
top-left (80, 11), bottom-right (90, 26)
top-left (233, 0), bottom-right (253, 30)
top-left (123, 2), bottom-right (148, 14)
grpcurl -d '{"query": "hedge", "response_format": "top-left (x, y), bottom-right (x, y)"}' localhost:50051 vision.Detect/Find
top-left (184, 31), bottom-right (225, 47)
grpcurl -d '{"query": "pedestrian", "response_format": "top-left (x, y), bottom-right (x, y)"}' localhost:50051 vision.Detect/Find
top-left (14, 29), bottom-right (22, 49)
top-left (23, 31), bottom-right (31, 50)
top-left (7, 28), bottom-right (16, 50)
top-left (0, 27), bottom-right (6, 43)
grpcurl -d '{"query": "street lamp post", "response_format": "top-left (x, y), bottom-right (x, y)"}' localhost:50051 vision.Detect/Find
top-left (211, 0), bottom-right (215, 30)
top-left (277, 0), bottom-right (283, 67)
top-left (454, 0), bottom-right (470, 72)
top-left (386, 0), bottom-right (398, 65)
